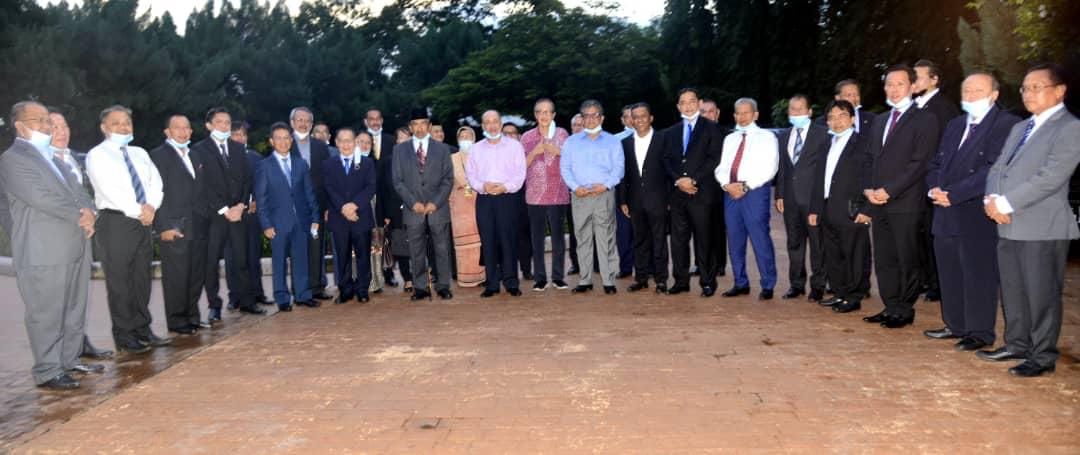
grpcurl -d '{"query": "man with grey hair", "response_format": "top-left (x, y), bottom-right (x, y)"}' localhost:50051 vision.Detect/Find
top-left (290, 106), bottom-right (333, 302)
top-left (560, 99), bottom-right (625, 294)
top-left (1, 101), bottom-right (100, 389)
top-left (713, 97), bottom-right (779, 300)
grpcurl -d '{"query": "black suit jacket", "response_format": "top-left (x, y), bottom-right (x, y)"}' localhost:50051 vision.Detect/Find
top-left (618, 129), bottom-right (670, 213)
top-left (149, 143), bottom-right (209, 239)
top-left (192, 137), bottom-right (252, 217)
top-left (810, 133), bottom-right (869, 222)
top-left (662, 118), bottom-right (724, 205)
top-left (775, 123), bottom-right (830, 208)
top-left (322, 154), bottom-right (377, 233)
top-left (919, 92), bottom-right (961, 137)
top-left (815, 108), bottom-right (876, 134)
top-left (290, 138), bottom-right (331, 212)
top-left (926, 106), bottom-right (1021, 237)
top-left (374, 133), bottom-right (403, 228)
top-left (863, 107), bottom-right (941, 213)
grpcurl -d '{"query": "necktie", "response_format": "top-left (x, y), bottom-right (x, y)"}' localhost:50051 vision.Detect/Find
top-left (282, 156), bottom-right (292, 186)
top-left (683, 122), bottom-right (692, 155)
top-left (219, 142), bottom-right (229, 167)
top-left (960, 123), bottom-right (977, 148)
top-left (373, 137), bottom-right (381, 160)
top-left (729, 132), bottom-right (747, 183)
top-left (884, 109), bottom-right (901, 143)
top-left (417, 142), bottom-right (426, 173)
top-left (121, 146), bottom-right (147, 204)
top-left (792, 128), bottom-right (804, 164)
top-left (344, 157), bottom-right (352, 175)
top-left (1006, 119), bottom-right (1036, 165)
top-left (854, 111), bottom-right (861, 133)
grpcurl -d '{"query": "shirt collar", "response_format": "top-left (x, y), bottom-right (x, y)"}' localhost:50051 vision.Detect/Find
top-left (413, 136), bottom-right (430, 150)
top-left (915, 88), bottom-right (939, 108)
top-left (343, 153), bottom-right (357, 162)
top-left (1033, 102), bottom-right (1066, 126)
top-left (635, 128), bottom-right (654, 140)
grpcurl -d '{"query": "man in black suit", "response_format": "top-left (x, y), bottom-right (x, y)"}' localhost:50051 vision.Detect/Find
top-left (150, 115), bottom-right (211, 335)
top-left (618, 102), bottom-right (670, 293)
top-left (862, 64), bottom-right (942, 329)
top-left (699, 99), bottom-right (727, 278)
top-left (366, 107), bottom-right (406, 287)
top-left (289, 107), bottom-right (333, 301)
top-left (194, 107), bottom-right (265, 322)
top-left (775, 94), bottom-right (829, 301)
top-left (923, 72), bottom-right (1021, 351)
top-left (809, 100), bottom-right (872, 314)
top-left (229, 121), bottom-right (272, 306)
top-left (913, 59), bottom-right (962, 303)
top-left (663, 87), bottom-right (724, 297)
top-left (323, 127), bottom-right (377, 303)
top-left (815, 79), bottom-right (877, 134)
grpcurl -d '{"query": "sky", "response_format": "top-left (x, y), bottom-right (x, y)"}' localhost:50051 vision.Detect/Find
top-left (36, 0), bottom-right (664, 33)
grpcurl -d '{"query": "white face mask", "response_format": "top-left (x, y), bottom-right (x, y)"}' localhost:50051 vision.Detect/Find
top-left (961, 97), bottom-right (993, 119)
top-left (167, 138), bottom-right (191, 149)
top-left (681, 112), bottom-right (700, 122)
top-left (886, 96), bottom-right (913, 110)
top-left (356, 146), bottom-right (370, 157)
top-left (482, 131), bottom-right (501, 140)
top-left (458, 140), bottom-right (474, 151)
top-left (367, 127), bottom-right (381, 136)
top-left (210, 129), bottom-right (230, 141)
top-left (108, 132), bottom-right (134, 147)
top-left (294, 130), bottom-right (309, 141)
top-left (584, 126), bottom-right (602, 135)
top-left (28, 129), bottom-right (53, 150)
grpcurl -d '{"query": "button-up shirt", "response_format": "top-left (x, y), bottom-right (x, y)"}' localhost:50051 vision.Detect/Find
top-left (465, 137), bottom-right (527, 195)
top-left (295, 135), bottom-right (311, 165)
top-left (50, 146), bottom-right (82, 184)
top-left (520, 125), bottom-right (570, 205)
top-left (914, 88), bottom-right (940, 109)
top-left (714, 124), bottom-right (779, 190)
top-left (824, 131), bottom-right (853, 198)
top-left (560, 131), bottom-right (625, 192)
top-left (171, 143), bottom-right (196, 178)
top-left (991, 102), bottom-right (1067, 215)
top-left (412, 135), bottom-right (431, 159)
top-left (632, 128), bottom-right (654, 175)
top-left (786, 126), bottom-right (812, 162)
top-left (882, 99), bottom-right (915, 144)
top-left (86, 140), bottom-right (164, 219)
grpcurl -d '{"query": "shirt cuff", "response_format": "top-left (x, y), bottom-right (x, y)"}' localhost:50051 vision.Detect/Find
top-left (995, 196), bottom-right (1014, 215)
top-left (218, 206), bottom-right (229, 215)
top-left (927, 189), bottom-right (934, 199)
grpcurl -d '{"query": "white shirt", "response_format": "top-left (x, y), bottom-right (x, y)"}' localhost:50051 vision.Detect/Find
top-left (86, 140), bottom-right (163, 219)
top-left (824, 131), bottom-right (853, 198)
top-left (881, 99), bottom-right (915, 144)
top-left (853, 106), bottom-right (863, 133)
top-left (714, 124), bottom-right (779, 190)
top-left (170, 143), bottom-right (196, 178)
top-left (411, 136), bottom-right (431, 157)
top-left (632, 128), bottom-right (653, 175)
top-left (786, 126), bottom-right (811, 161)
top-left (958, 112), bottom-right (986, 146)
top-left (914, 88), bottom-right (940, 109)
top-left (51, 148), bottom-right (83, 185)
top-left (991, 102), bottom-right (1067, 215)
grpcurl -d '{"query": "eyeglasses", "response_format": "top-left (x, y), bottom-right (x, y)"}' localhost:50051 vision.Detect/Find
top-left (1019, 83), bottom-right (1060, 95)
top-left (579, 112), bottom-right (602, 119)
top-left (20, 116), bottom-right (53, 126)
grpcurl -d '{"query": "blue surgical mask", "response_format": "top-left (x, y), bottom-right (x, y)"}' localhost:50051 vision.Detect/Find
top-left (681, 113), bottom-right (699, 122)
top-left (885, 96), bottom-right (913, 110)
top-left (583, 126), bottom-right (602, 135)
top-left (108, 133), bottom-right (134, 147)
top-left (210, 129), bottom-right (230, 141)
top-left (788, 115), bottom-right (811, 129)
top-left (356, 146), bottom-right (370, 157)
top-left (734, 122), bottom-right (756, 132)
top-left (482, 131), bottom-right (501, 140)
top-left (28, 129), bottom-right (53, 150)
top-left (961, 97), bottom-right (993, 119)
top-left (458, 140), bottom-right (474, 151)
top-left (167, 138), bottom-right (191, 149)
top-left (828, 127), bottom-right (853, 138)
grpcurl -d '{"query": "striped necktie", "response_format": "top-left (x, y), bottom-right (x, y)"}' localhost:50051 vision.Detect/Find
top-left (121, 146), bottom-right (147, 204)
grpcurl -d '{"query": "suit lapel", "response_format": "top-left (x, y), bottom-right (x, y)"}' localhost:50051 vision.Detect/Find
top-left (1005, 109), bottom-right (1065, 170)
top-left (20, 142), bottom-right (73, 194)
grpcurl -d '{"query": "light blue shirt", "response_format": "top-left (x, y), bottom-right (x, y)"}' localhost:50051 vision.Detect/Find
top-left (614, 128), bottom-right (634, 141)
top-left (560, 131), bottom-right (624, 191)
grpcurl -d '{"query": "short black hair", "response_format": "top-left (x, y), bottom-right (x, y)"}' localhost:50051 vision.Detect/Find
top-left (205, 106), bottom-right (229, 124)
top-left (834, 79), bottom-right (860, 95)
top-left (789, 93), bottom-right (811, 106)
top-left (630, 102), bottom-right (652, 115)
top-left (335, 125), bottom-right (356, 137)
top-left (913, 59), bottom-right (941, 81)
top-left (314, 121), bottom-right (329, 129)
top-left (825, 100), bottom-right (856, 117)
top-left (677, 87), bottom-right (701, 100)
top-left (884, 64), bottom-right (916, 84)
top-left (356, 130), bottom-right (374, 141)
top-left (165, 114), bottom-right (189, 129)
top-left (501, 122), bottom-right (519, 131)
top-left (269, 122), bottom-right (291, 136)
top-left (230, 120), bottom-right (248, 132)
top-left (1027, 63), bottom-right (1068, 86)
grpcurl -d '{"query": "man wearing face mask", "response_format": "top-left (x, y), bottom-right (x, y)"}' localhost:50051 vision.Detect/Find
top-left (862, 64), bottom-right (942, 329)
top-left (922, 72), bottom-right (1021, 352)
top-left (521, 99), bottom-right (571, 292)
top-left (86, 105), bottom-right (169, 354)
top-left (366, 108), bottom-right (401, 287)
top-left (714, 98), bottom-right (779, 300)
top-left (323, 127), bottom-right (377, 304)
top-left (289, 107), bottom-right (333, 302)
top-left (2, 101), bottom-right (100, 389)
top-left (149, 115), bottom-right (211, 336)
top-left (775, 94), bottom-right (829, 302)
top-left (194, 107), bottom-right (264, 322)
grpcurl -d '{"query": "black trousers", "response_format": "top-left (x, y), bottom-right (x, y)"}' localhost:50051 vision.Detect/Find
top-left (307, 220), bottom-right (328, 293)
top-left (206, 214), bottom-right (254, 310)
top-left (331, 225), bottom-right (372, 297)
top-left (514, 191), bottom-right (533, 275)
top-left (477, 193), bottom-right (520, 291)
top-left (870, 210), bottom-right (923, 318)
top-left (997, 239), bottom-right (1069, 367)
top-left (709, 201), bottom-right (727, 275)
top-left (918, 201), bottom-right (940, 293)
top-left (528, 204), bottom-right (567, 282)
top-left (669, 197), bottom-right (716, 288)
top-left (566, 207), bottom-right (579, 269)
top-left (821, 204), bottom-right (870, 301)
top-left (226, 212), bottom-right (266, 299)
top-left (934, 234), bottom-right (998, 344)
top-left (616, 207), bottom-right (634, 274)
top-left (160, 232), bottom-right (207, 330)
top-left (630, 205), bottom-right (669, 285)
top-left (783, 201), bottom-right (825, 292)
top-left (96, 211), bottom-right (153, 346)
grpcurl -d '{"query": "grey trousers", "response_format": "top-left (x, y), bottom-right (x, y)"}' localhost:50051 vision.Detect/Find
top-left (572, 191), bottom-right (618, 286)
top-left (407, 220), bottom-right (452, 292)
top-left (997, 238), bottom-right (1069, 367)
top-left (18, 246), bottom-right (91, 384)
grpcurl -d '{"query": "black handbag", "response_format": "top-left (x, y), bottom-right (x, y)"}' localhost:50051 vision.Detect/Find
top-left (390, 227), bottom-right (410, 257)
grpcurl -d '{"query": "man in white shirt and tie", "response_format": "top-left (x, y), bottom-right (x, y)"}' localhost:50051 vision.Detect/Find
top-left (713, 97), bottom-right (779, 300)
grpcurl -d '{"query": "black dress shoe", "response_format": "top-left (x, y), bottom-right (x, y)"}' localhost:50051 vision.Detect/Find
top-left (239, 305), bottom-right (266, 315)
top-left (169, 326), bottom-right (197, 335)
top-left (666, 285), bottom-right (690, 295)
top-left (207, 308), bottom-right (222, 323)
top-left (385, 278), bottom-right (399, 287)
top-left (955, 337), bottom-right (989, 351)
top-left (437, 289), bottom-right (453, 300)
top-left (521, 272), bottom-right (534, 281)
top-left (255, 295), bottom-right (274, 305)
top-left (655, 284), bottom-right (668, 294)
top-left (81, 345), bottom-right (114, 360)
top-left (403, 285), bottom-right (414, 293)
top-left (819, 296), bottom-right (844, 307)
top-left (862, 311), bottom-right (888, 323)
top-left (781, 288), bottom-right (804, 299)
top-left (924, 327), bottom-right (960, 340)
top-left (628, 281), bottom-right (649, 292)
top-left (67, 363), bottom-right (106, 374)
top-left (976, 347), bottom-right (1026, 362)
top-left (881, 314), bottom-right (914, 329)
top-left (701, 286), bottom-right (715, 297)
top-left (807, 289), bottom-right (824, 302)
top-left (615, 271), bottom-right (633, 279)
top-left (335, 294), bottom-right (354, 304)
top-left (924, 289), bottom-right (941, 302)
top-left (139, 333), bottom-right (173, 347)
top-left (1008, 360), bottom-right (1055, 377)
top-left (295, 300), bottom-right (319, 308)
top-left (832, 300), bottom-right (861, 313)
top-left (572, 284), bottom-right (593, 293)
top-left (277, 304), bottom-right (293, 312)
top-left (826, 287), bottom-right (835, 295)
top-left (567, 265), bottom-right (580, 275)
top-left (758, 289), bottom-right (774, 300)
top-left (480, 289), bottom-right (500, 298)
top-left (117, 341), bottom-right (151, 354)
top-left (358, 294), bottom-right (370, 303)
top-left (38, 373), bottom-right (80, 390)
top-left (603, 286), bottom-right (617, 294)
top-left (411, 289), bottom-right (432, 301)
top-left (508, 288), bottom-right (522, 297)
top-left (721, 287), bottom-right (750, 297)
top-left (312, 291), bottom-right (333, 300)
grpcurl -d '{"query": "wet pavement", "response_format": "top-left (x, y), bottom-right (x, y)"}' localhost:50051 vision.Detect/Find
top-left (1, 213), bottom-right (1078, 452)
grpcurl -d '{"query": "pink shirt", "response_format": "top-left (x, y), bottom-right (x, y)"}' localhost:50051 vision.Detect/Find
top-left (520, 125), bottom-right (570, 205)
